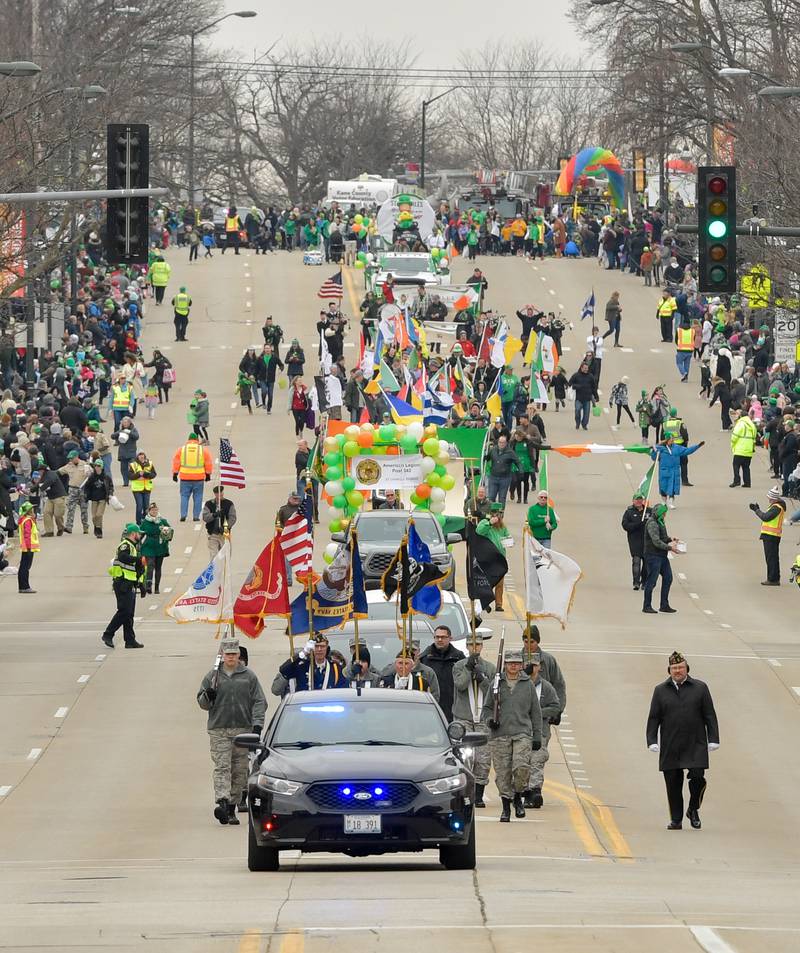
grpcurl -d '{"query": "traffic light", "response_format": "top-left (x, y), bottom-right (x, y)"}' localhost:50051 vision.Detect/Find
top-left (697, 165), bottom-right (737, 294)
top-left (105, 123), bottom-right (149, 265)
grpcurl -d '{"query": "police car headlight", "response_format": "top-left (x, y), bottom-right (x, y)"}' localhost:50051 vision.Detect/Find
top-left (423, 773), bottom-right (467, 795)
top-left (257, 774), bottom-right (302, 796)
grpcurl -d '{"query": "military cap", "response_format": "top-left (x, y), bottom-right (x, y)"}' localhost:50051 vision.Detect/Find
top-left (505, 649), bottom-right (523, 663)
top-left (312, 632), bottom-right (329, 644)
top-left (668, 650), bottom-right (686, 666)
top-left (221, 638), bottom-right (240, 653)
top-left (467, 632), bottom-right (486, 644)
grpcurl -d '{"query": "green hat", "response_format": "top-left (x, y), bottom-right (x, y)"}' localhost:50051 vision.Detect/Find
top-left (396, 193), bottom-right (413, 205)
top-left (188, 432), bottom-right (199, 440)
top-left (669, 406), bottom-right (677, 416)
top-left (123, 522), bottom-right (141, 535)
top-left (641, 389), bottom-right (647, 396)
top-left (67, 450), bottom-right (79, 459)
top-left (769, 397), bottom-right (778, 405)
top-left (633, 492), bottom-right (645, 500)
top-left (19, 501), bottom-right (33, 515)
top-left (180, 286), bottom-right (187, 292)
top-left (652, 503), bottom-right (668, 520)
top-left (489, 502), bottom-right (504, 513)
top-left (88, 421), bottom-right (100, 431)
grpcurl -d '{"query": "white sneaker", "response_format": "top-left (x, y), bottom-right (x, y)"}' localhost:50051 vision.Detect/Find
top-left (668, 501), bottom-right (676, 509)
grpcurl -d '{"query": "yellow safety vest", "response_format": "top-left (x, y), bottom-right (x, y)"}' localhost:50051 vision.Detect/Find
top-left (149, 260), bottom-right (171, 286)
top-left (658, 298), bottom-right (677, 317)
top-left (179, 442), bottom-right (206, 479)
top-left (108, 538), bottom-right (141, 582)
top-left (663, 417), bottom-right (684, 444)
top-left (761, 503), bottom-right (785, 538)
top-left (18, 515), bottom-right (40, 552)
top-left (112, 385), bottom-right (131, 410)
top-left (173, 293), bottom-right (190, 315)
top-left (129, 461), bottom-right (154, 492)
top-left (225, 215), bottom-right (239, 232)
top-left (676, 327), bottom-right (694, 351)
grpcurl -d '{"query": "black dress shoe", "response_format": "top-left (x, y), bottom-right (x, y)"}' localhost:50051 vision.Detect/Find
top-left (682, 482), bottom-right (694, 487)
top-left (642, 606), bottom-right (658, 614)
top-left (686, 808), bottom-right (701, 829)
top-left (101, 635), bottom-right (114, 648)
top-left (660, 606), bottom-right (677, 613)
top-left (124, 640), bottom-right (144, 648)
top-left (667, 821), bottom-right (682, 830)
top-left (729, 482), bottom-right (740, 488)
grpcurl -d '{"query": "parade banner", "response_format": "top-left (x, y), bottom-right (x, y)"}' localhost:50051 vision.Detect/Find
top-left (167, 542), bottom-right (234, 624)
top-left (351, 453), bottom-right (423, 490)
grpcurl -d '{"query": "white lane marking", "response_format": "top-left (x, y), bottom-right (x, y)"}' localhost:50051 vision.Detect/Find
top-left (27, 749), bottom-right (42, 760)
top-left (475, 816), bottom-right (544, 825)
top-left (621, 347), bottom-right (635, 353)
top-left (164, 587), bottom-right (173, 594)
top-left (194, 524), bottom-right (201, 532)
top-left (174, 567), bottom-right (183, 574)
top-left (558, 303), bottom-right (564, 309)
top-left (793, 687), bottom-right (800, 697)
top-left (720, 623), bottom-right (732, 629)
top-left (603, 407), bottom-right (610, 414)
top-left (54, 707), bottom-right (68, 718)
top-left (189, 346), bottom-right (201, 350)
top-left (149, 605), bottom-right (158, 611)
top-left (246, 320), bottom-right (252, 325)
top-left (77, 675), bottom-right (90, 683)
top-left (703, 609), bottom-right (714, 616)
top-left (184, 547), bottom-right (193, 555)
top-left (246, 301), bottom-right (252, 308)
top-left (649, 348), bottom-right (662, 353)
top-left (0, 786), bottom-right (11, 797)
top-left (624, 463), bottom-right (632, 470)
top-left (690, 926), bottom-right (737, 953)
top-left (478, 854), bottom-right (591, 862)
top-left (226, 420), bottom-right (232, 427)
top-left (689, 592), bottom-right (699, 599)
top-left (95, 654), bottom-right (106, 661)
top-left (549, 289), bottom-right (555, 296)
top-left (343, 342), bottom-right (355, 348)
top-left (230, 402), bottom-right (237, 409)
top-left (767, 658), bottom-right (782, 667)
top-left (576, 785), bottom-right (593, 789)
top-left (678, 572), bottom-right (687, 580)
top-left (246, 286), bottom-right (251, 293)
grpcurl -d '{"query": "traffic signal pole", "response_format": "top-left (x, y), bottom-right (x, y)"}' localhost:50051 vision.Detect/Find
top-left (676, 223), bottom-right (800, 238)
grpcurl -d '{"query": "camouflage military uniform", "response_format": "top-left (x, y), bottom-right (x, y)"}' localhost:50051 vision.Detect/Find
top-left (481, 669), bottom-right (542, 799)
top-left (452, 654), bottom-right (495, 786)
top-left (209, 726), bottom-right (251, 802)
top-left (530, 676), bottom-right (561, 790)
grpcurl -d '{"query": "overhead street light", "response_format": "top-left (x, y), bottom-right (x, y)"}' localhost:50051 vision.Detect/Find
top-left (669, 42), bottom-right (708, 53)
top-left (717, 67), bottom-right (751, 77)
top-left (758, 85), bottom-right (800, 99)
top-left (420, 87), bottom-right (461, 191)
top-left (188, 10), bottom-right (259, 207)
top-left (0, 61), bottom-right (42, 77)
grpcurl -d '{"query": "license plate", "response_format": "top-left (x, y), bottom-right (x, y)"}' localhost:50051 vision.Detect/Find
top-left (343, 814), bottom-right (382, 834)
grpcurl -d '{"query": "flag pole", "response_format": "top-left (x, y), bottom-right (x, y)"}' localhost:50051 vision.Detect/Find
top-left (275, 521), bottom-right (295, 655)
top-left (351, 529), bottom-right (360, 665)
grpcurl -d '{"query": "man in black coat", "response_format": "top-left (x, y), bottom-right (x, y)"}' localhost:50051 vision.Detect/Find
top-left (646, 651), bottom-right (720, 830)
top-left (621, 493), bottom-right (649, 590)
top-left (419, 626), bottom-right (465, 721)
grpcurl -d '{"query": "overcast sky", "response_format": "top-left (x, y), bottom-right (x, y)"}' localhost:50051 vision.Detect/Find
top-left (213, 0), bottom-right (577, 68)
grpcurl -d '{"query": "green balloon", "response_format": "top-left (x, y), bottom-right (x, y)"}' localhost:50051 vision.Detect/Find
top-left (329, 519), bottom-right (342, 533)
top-left (362, 216), bottom-right (371, 226)
top-left (343, 440), bottom-right (359, 458)
top-left (347, 490), bottom-right (364, 508)
top-left (342, 476), bottom-right (356, 491)
top-left (401, 435), bottom-right (419, 453)
top-left (426, 472), bottom-right (442, 488)
top-left (335, 433), bottom-right (346, 447)
top-left (434, 464), bottom-right (447, 477)
top-left (324, 451), bottom-right (342, 467)
top-left (357, 251), bottom-right (367, 262)
top-left (423, 437), bottom-right (440, 457)
top-left (440, 474), bottom-right (456, 491)
top-left (431, 247), bottom-right (441, 259)
top-left (333, 494), bottom-right (348, 510)
top-left (373, 446), bottom-right (387, 455)
top-left (379, 424), bottom-right (396, 442)
top-left (325, 465), bottom-right (342, 481)
top-left (410, 492), bottom-right (421, 506)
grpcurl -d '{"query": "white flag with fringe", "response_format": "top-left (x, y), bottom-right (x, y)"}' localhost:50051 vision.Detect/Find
top-left (167, 541), bottom-right (234, 624)
top-left (523, 531), bottom-right (582, 628)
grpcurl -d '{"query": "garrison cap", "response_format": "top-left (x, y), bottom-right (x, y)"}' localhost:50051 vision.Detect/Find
top-left (668, 650), bottom-right (686, 666)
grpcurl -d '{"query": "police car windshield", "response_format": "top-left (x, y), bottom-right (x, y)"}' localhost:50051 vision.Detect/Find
top-left (273, 701), bottom-right (449, 748)
top-left (355, 515), bottom-right (440, 544)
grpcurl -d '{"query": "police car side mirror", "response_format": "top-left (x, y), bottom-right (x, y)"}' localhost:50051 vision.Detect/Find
top-left (461, 731), bottom-right (488, 747)
top-left (446, 533), bottom-right (464, 544)
top-left (331, 532), bottom-right (346, 543)
top-left (447, 722), bottom-right (466, 743)
top-left (234, 733), bottom-right (264, 751)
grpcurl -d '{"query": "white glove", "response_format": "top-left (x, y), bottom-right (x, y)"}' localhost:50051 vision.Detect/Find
top-left (648, 743), bottom-right (659, 753)
top-left (708, 742), bottom-right (720, 752)
top-left (304, 639), bottom-right (315, 654)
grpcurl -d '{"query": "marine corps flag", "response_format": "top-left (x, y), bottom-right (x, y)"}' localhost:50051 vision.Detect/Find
top-left (465, 521), bottom-right (508, 611)
top-left (289, 533), bottom-right (369, 634)
top-left (233, 536), bottom-right (291, 638)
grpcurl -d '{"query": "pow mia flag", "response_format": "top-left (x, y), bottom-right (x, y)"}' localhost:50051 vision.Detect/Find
top-left (382, 529), bottom-right (447, 618)
top-left (465, 521), bottom-right (508, 611)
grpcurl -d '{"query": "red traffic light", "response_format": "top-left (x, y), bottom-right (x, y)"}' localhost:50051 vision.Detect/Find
top-left (708, 176), bottom-right (727, 194)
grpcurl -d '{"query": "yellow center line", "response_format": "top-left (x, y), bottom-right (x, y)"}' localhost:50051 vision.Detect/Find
top-left (542, 781), bottom-right (606, 857)
top-left (237, 928), bottom-right (263, 953)
top-left (547, 779), bottom-right (634, 862)
top-left (278, 932), bottom-right (304, 953)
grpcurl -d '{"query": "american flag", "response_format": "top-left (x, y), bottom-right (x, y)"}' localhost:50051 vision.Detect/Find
top-left (219, 438), bottom-right (246, 488)
top-left (317, 271), bottom-right (343, 300)
top-left (279, 497), bottom-right (314, 578)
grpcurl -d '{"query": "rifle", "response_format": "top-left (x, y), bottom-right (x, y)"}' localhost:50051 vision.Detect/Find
top-left (210, 638), bottom-right (225, 695)
top-left (489, 625), bottom-right (505, 729)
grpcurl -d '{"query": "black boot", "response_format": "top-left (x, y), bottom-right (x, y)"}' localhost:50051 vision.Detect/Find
top-left (513, 793), bottom-right (526, 818)
top-left (227, 801), bottom-right (240, 825)
top-left (531, 787), bottom-right (544, 809)
top-left (500, 797), bottom-right (511, 822)
top-left (523, 790), bottom-right (535, 808)
top-left (238, 791), bottom-right (248, 813)
top-left (213, 798), bottom-right (230, 825)
top-left (474, 783), bottom-right (486, 808)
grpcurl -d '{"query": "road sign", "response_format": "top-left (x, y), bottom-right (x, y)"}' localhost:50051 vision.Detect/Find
top-left (774, 307), bottom-right (799, 367)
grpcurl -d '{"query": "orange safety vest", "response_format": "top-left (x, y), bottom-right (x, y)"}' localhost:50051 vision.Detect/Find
top-left (676, 327), bottom-right (694, 351)
top-left (178, 441), bottom-right (206, 479)
top-left (761, 503), bottom-right (785, 537)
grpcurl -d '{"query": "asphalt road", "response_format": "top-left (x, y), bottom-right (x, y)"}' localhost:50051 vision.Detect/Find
top-left (1, 244), bottom-right (799, 953)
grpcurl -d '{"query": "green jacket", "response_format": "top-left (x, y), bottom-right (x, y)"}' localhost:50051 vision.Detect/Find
top-left (527, 503), bottom-right (557, 539)
top-left (500, 372), bottom-right (519, 403)
top-left (481, 670), bottom-right (542, 745)
top-left (197, 664), bottom-right (267, 730)
top-left (476, 518), bottom-right (509, 554)
top-left (139, 515), bottom-right (171, 558)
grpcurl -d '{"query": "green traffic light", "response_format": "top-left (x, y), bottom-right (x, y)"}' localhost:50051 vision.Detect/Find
top-left (709, 265), bottom-right (727, 284)
top-left (708, 220), bottom-right (727, 239)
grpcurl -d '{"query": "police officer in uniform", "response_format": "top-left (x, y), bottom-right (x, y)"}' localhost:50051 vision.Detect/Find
top-left (221, 207), bottom-right (243, 254)
top-left (482, 648), bottom-right (542, 822)
top-left (662, 407), bottom-right (692, 486)
top-left (646, 651), bottom-right (720, 829)
top-left (749, 486), bottom-right (787, 586)
top-left (197, 637), bottom-right (267, 825)
top-left (452, 633), bottom-right (494, 808)
top-left (524, 651), bottom-right (561, 808)
top-left (171, 286), bottom-right (192, 341)
top-left (101, 523), bottom-right (147, 648)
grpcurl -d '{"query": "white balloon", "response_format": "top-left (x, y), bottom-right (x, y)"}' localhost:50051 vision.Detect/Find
top-left (420, 457), bottom-right (436, 475)
top-left (429, 499), bottom-right (445, 513)
top-left (326, 481), bottom-right (343, 498)
top-left (328, 506), bottom-right (344, 520)
top-left (430, 487), bottom-right (446, 503)
top-left (324, 542), bottom-right (339, 559)
top-left (436, 450), bottom-right (450, 466)
top-left (406, 421), bottom-right (424, 442)
top-left (345, 425), bottom-right (360, 439)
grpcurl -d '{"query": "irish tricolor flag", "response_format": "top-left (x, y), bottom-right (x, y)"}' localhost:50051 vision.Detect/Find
top-left (549, 444), bottom-right (651, 458)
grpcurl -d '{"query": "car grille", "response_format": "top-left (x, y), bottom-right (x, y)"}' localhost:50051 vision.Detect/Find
top-left (307, 782), bottom-right (419, 812)
top-left (365, 552), bottom-right (393, 576)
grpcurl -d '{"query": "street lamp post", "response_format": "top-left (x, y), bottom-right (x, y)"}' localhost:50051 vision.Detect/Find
top-left (420, 87), bottom-right (460, 192)
top-left (0, 61), bottom-right (41, 77)
top-left (188, 10), bottom-right (257, 210)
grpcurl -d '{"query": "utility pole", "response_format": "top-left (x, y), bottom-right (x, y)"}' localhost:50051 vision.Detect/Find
top-left (420, 87), bottom-right (460, 192)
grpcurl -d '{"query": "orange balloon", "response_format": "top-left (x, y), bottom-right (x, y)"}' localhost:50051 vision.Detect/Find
top-left (386, 445), bottom-right (400, 455)
top-left (416, 483), bottom-right (431, 499)
top-left (357, 431), bottom-right (374, 448)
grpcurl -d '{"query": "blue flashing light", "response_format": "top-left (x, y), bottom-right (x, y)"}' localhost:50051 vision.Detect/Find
top-left (299, 705), bottom-right (345, 713)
